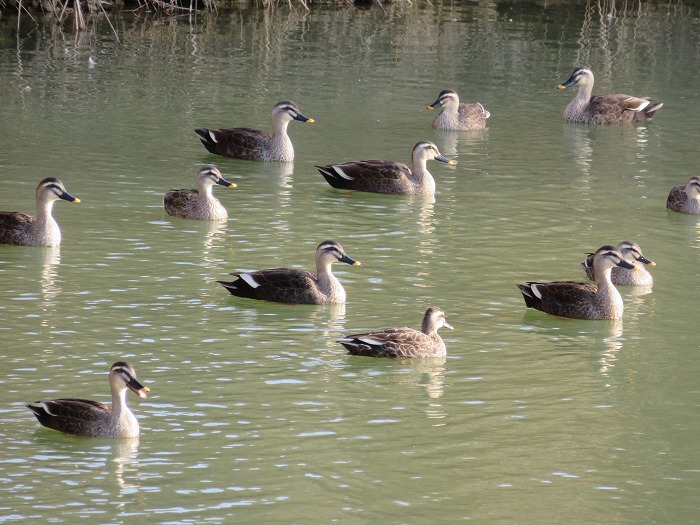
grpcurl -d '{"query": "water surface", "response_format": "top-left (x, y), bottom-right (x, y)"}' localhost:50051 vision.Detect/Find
top-left (1, 1), bottom-right (699, 523)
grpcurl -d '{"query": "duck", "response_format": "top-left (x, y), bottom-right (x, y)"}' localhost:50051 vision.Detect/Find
top-left (27, 362), bottom-right (149, 438)
top-left (581, 241), bottom-right (655, 286)
top-left (557, 67), bottom-right (663, 124)
top-left (164, 165), bottom-right (236, 220)
top-left (0, 178), bottom-right (79, 247)
top-left (666, 176), bottom-right (700, 215)
top-left (338, 307), bottom-right (454, 358)
top-left (217, 240), bottom-right (361, 305)
top-left (427, 89), bottom-right (490, 130)
top-left (516, 245), bottom-right (639, 320)
top-left (194, 100), bottom-right (314, 162)
top-left (316, 141), bottom-right (456, 195)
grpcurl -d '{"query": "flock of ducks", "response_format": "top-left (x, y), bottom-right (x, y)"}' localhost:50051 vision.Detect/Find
top-left (2, 67), bottom-right (693, 437)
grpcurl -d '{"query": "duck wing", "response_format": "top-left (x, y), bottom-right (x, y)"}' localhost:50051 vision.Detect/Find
top-left (580, 253), bottom-right (596, 281)
top-left (340, 327), bottom-right (437, 358)
top-left (27, 398), bottom-right (110, 434)
top-left (517, 281), bottom-right (598, 318)
top-left (0, 212), bottom-right (34, 245)
top-left (458, 102), bottom-right (490, 125)
top-left (588, 94), bottom-right (659, 124)
top-left (666, 184), bottom-right (688, 211)
top-left (316, 160), bottom-right (413, 192)
top-left (195, 127), bottom-right (271, 159)
top-left (164, 189), bottom-right (199, 216)
top-left (218, 268), bottom-right (320, 304)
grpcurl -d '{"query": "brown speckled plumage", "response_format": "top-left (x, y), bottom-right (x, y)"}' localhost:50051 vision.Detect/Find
top-left (517, 246), bottom-right (638, 320)
top-left (316, 141), bottom-right (456, 195)
top-left (666, 176), bottom-right (700, 215)
top-left (195, 100), bottom-right (313, 161)
top-left (558, 68), bottom-right (663, 124)
top-left (164, 165), bottom-right (236, 220)
top-left (427, 89), bottom-right (490, 130)
top-left (27, 362), bottom-right (149, 438)
top-left (217, 240), bottom-right (360, 305)
top-left (339, 307), bottom-right (453, 358)
top-left (582, 241), bottom-right (655, 286)
top-left (0, 178), bottom-right (79, 247)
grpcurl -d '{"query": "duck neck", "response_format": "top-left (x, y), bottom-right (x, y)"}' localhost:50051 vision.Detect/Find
top-left (575, 81), bottom-right (594, 105)
top-left (111, 387), bottom-right (128, 416)
top-left (316, 260), bottom-right (344, 301)
top-left (34, 198), bottom-right (59, 238)
top-left (597, 266), bottom-right (620, 300)
top-left (271, 117), bottom-right (291, 141)
top-left (199, 183), bottom-right (215, 202)
top-left (411, 153), bottom-right (435, 193)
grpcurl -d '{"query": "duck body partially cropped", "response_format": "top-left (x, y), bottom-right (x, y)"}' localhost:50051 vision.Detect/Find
top-left (517, 246), bottom-right (638, 320)
top-left (195, 100), bottom-right (314, 162)
top-left (316, 141), bottom-right (456, 196)
top-left (339, 307), bottom-right (453, 358)
top-left (666, 176), bottom-right (700, 215)
top-left (164, 165), bottom-right (236, 220)
top-left (557, 68), bottom-right (663, 124)
top-left (0, 178), bottom-right (80, 247)
top-left (27, 362), bottom-right (149, 438)
top-left (581, 240), bottom-right (655, 286)
top-left (427, 89), bottom-right (490, 130)
top-left (217, 240), bottom-right (360, 305)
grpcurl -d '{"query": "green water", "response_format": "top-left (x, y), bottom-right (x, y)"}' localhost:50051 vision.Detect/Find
top-left (1, 1), bottom-right (699, 523)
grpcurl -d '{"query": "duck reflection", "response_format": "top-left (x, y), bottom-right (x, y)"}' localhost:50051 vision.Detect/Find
top-left (597, 320), bottom-right (624, 378)
top-left (410, 356), bottom-right (447, 402)
top-left (562, 124), bottom-right (593, 176)
top-left (112, 437), bottom-right (142, 494)
top-left (200, 218), bottom-right (228, 266)
top-left (40, 245), bottom-right (62, 304)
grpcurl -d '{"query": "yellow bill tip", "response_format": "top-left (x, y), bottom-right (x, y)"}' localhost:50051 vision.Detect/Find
top-left (73, 197), bottom-right (81, 203)
top-left (557, 84), bottom-right (567, 90)
top-left (352, 261), bottom-right (361, 266)
top-left (306, 118), bottom-right (315, 124)
top-left (426, 106), bottom-right (435, 111)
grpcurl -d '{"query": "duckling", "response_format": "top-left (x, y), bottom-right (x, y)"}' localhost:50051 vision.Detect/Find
top-left (27, 362), bottom-right (149, 438)
top-left (666, 176), bottom-right (700, 215)
top-left (164, 165), bottom-right (236, 220)
top-left (194, 100), bottom-right (314, 161)
top-left (316, 141), bottom-right (456, 195)
top-left (0, 178), bottom-right (80, 247)
top-left (581, 241), bottom-right (655, 286)
top-left (557, 68), bottom-right (663, 124)
top-left (517, 246), bottom-right (638, 320)
top-left (339, 307), bottom-right (453, 358)
top-left (427, 89), bottom-right (490, 130)
top-left (217, 240), bottom-right (360, 305)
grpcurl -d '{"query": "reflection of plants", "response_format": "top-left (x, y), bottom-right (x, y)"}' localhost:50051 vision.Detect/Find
top-left (10, 0), bottom-right (217, 35)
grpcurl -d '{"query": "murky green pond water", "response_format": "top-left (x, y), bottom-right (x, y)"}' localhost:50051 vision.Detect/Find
top-left (1, 1), bottom-right (700, 523)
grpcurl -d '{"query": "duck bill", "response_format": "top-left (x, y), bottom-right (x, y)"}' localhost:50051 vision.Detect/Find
top-left (127, 379), bottom-right (150, 399)
top-left (436, 154), bottom-right (457, 166)
top-left (443, 321), bottom-right (454, 330)
top-left (217, 177), bottom-right (237, 189)
top-left (294, 113), bottom-right (314, 123)
top-left (60, 191), bottom-right (80, 203)
top-left (617, 259), bottom-right (639, 271)
top-left (637, 255), bottom-right (656, 266)
top-left (427, 100), bottom-right (442, 110)
top-left (340, 254), bottom-right (361, 266)
top-left (557, 77), bottom-right (576, 90)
